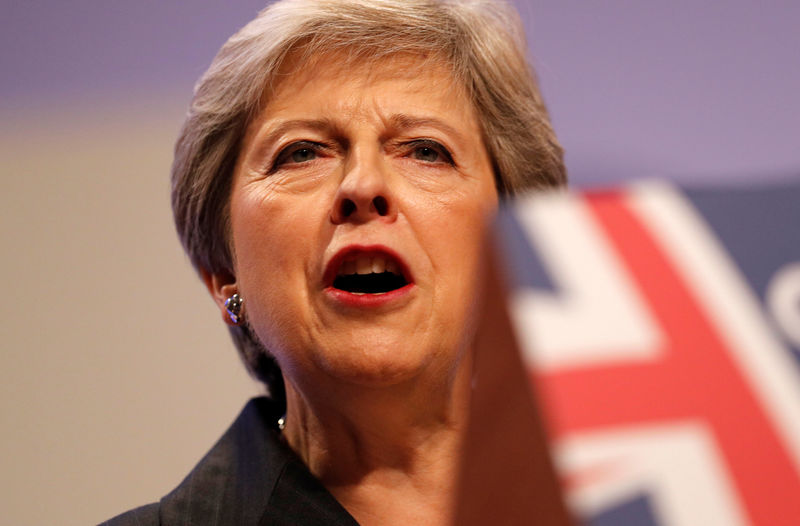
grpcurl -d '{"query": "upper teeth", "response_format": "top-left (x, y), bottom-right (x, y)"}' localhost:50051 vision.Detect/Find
top-left (338, 256), bottom-right (400, 276)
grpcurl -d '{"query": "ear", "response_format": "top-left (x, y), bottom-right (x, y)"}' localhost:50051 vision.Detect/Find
top-left (200, 267), bottom-right (242, 327)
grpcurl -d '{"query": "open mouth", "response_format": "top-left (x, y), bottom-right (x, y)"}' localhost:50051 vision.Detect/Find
top-left (330, 253), bottom-right (410, 295)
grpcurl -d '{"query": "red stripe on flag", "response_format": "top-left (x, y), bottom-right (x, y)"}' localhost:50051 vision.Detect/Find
top-left (533, 191), bottom-right (800, 525)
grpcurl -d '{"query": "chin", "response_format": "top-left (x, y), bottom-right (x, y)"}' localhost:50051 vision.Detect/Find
top-left (313, 333), bottom-right (449, 388)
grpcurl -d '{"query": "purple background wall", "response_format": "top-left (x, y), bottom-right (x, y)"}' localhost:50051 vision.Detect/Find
top-left (3, 0), bottom-right (799, 186)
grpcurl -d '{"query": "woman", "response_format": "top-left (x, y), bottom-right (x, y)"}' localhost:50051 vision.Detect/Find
top-left (105, 0), bottom-right (565, 524)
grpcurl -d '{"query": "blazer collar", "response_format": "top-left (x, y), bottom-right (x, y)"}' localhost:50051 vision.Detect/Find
top-left (158, 397), bottom-right (357, 525)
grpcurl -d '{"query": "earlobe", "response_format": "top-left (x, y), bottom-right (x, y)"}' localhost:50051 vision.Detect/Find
top-left (200, 267), bottom-right (243, 326)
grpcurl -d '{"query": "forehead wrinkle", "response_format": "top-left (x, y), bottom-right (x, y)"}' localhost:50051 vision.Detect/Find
top-left (264, 118), bottom-right (342, 142)
top-left (246, 54), bottom-right (476, 160)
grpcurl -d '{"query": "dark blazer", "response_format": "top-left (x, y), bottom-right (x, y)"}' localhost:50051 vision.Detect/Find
top-left (100, 398), bottom-right (358, 526)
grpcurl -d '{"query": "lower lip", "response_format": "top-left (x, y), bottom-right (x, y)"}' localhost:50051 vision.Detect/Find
top-left (324, 283), bottom-right (415, 309)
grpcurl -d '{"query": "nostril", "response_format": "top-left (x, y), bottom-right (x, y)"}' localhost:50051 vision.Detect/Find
top-left (340, 199), bottom-right (356, 218)
top-left (373, 196), bottom-right (388, 216)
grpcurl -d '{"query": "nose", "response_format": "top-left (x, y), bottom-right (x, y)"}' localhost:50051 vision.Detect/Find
top-left (330, 149), bottom-right (397, 225)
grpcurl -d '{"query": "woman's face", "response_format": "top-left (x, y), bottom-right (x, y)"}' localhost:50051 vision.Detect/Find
top-left (226, 54), bottom-right (497, 391)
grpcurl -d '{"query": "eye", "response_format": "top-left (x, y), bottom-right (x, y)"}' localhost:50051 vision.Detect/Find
top-left (407, 140), bottom-right (454, 165)
top-left (413, 146), bottom-right (440, 163)
top-left (271, 141), bottom-right (322, 171)
top-left (290, 148), bottom-right (317, 163)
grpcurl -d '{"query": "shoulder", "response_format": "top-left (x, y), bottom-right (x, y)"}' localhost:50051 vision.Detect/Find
top-left (98, 398), bottom-right (284, 525)
top-left (99, 397), bottom-right (356, 525)
top-left (98, 503), bottom-right (159, 526)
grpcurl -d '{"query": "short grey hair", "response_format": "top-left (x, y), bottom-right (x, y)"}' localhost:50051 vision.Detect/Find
top-left (171, 0), bottom-right (566, 407)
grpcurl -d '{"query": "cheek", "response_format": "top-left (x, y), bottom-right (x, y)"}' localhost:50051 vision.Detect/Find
top-left (433, 181), bottom-right (496, 240)
top-left (412, 194), bottom-right (493, 356)
top-left (230, 195), bottom-right (322, 364)
top-left (419, 187), bottom-right (496, 289)
top-left (230, 190), bottom-right (320, 313)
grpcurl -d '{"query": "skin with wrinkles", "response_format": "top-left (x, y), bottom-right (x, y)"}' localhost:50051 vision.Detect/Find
top-left (205, 54), bottom-right (498, 525)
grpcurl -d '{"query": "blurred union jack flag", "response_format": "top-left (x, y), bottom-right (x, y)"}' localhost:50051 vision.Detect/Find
top-left (497, 181), bottom-right (800, 526)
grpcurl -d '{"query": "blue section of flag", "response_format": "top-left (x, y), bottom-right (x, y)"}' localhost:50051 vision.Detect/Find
top-left (584, 493), bottom-right (662, 526)
top-left (494, 204), bottom-right (557, 293)
top-left (687, 182), bottom-right (800, 371)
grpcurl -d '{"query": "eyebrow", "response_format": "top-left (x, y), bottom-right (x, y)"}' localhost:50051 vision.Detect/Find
top-left (386, 114), bottom-right (466, 144)
top-left (246, 118), bottom-right (340, 164)
top-left (258, 118), bottom-right (339, 147)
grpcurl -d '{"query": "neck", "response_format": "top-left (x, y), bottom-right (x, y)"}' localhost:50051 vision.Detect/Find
top-left (282, 352), bottom-right (473, 526)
